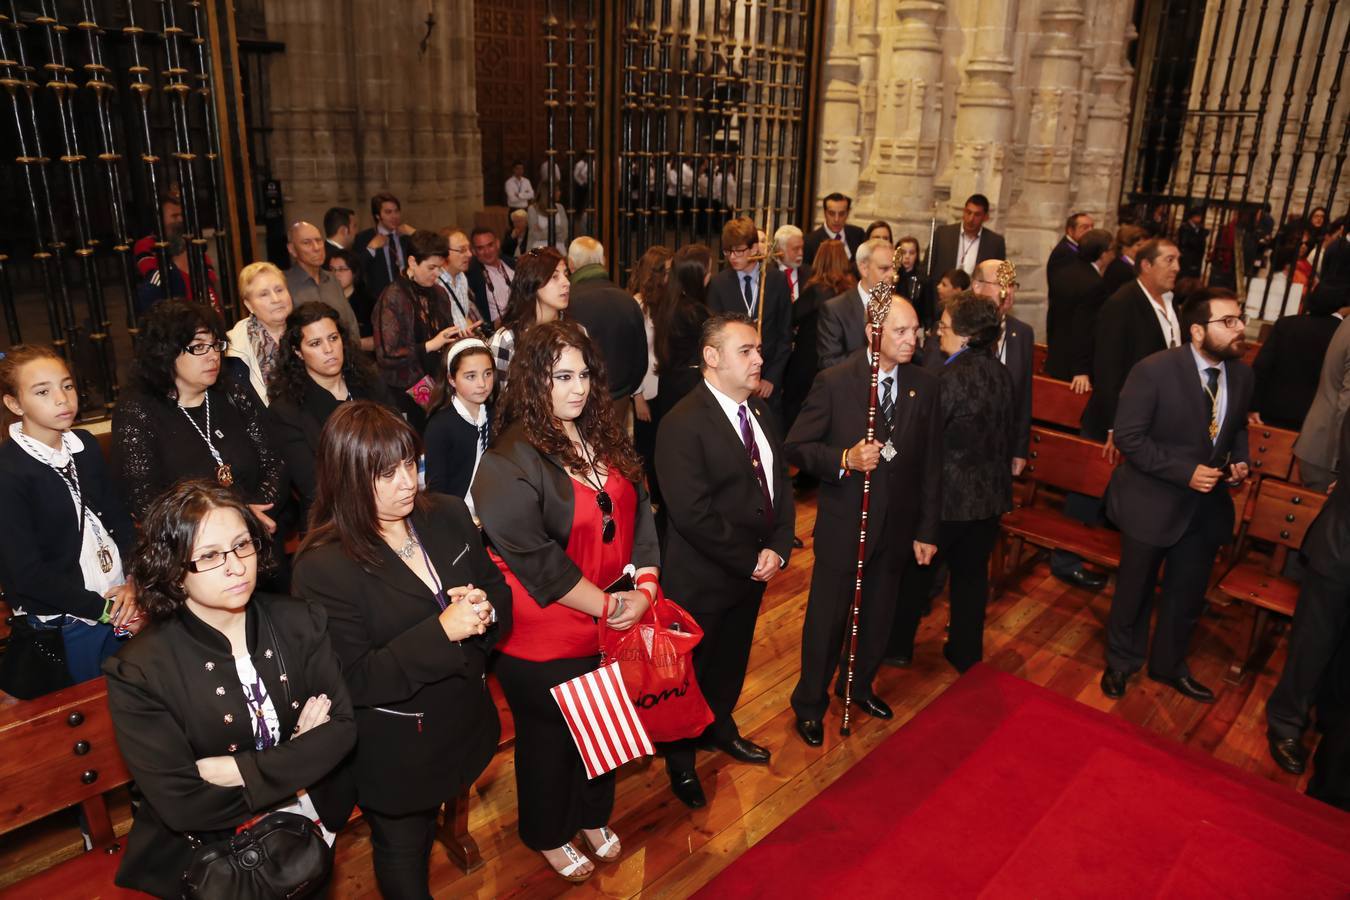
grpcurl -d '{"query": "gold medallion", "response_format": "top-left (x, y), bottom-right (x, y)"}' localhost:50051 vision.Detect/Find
top-left (216, 463), bottom-right (234, 487)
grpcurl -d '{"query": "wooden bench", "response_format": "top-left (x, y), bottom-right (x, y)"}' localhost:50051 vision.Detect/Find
top-left (1247, 422), bottom-right (1298, 482)
top-left (993, 427), bottom-right (1119, 598)
top-left (1215, 479), bottom-right (1327, 683)
top-left (1033, 342), bottom-right (1047, 375)
top-left (0, 678), bottom-right (143, 898)
top-left (1031, 375), bottom-right (1090, 433)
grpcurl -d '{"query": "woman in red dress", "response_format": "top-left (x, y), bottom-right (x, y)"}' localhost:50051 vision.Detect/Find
top-left (473, 320), bottom-right (660, 883)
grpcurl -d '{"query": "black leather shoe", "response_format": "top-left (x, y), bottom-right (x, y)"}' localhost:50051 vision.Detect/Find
top-left (795, 718), bottom-right (824, 747)
top-left (853, 696), bottom-right (893, 719)
top-left (1054, 568), bottom-right (1109, 591)
top-left (1267, 733), bottom-right (1309, 775)
top-left (1148, 672), bottom-right (1216, 704)
top-left (712, 736), bottom-right (771, 764)
top-left (1100, 668), bottom-right (1128, 699)
top-left (883, 654), bottom-right (912, 668)
top-left (668, 770), bottom-right (706, 808)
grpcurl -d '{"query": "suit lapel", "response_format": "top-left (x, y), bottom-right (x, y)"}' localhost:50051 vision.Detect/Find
top-left (697, 382), bottom-right (755, 479)
top-left (365, 511), bottom-right (453, 607)
top-left (1173, 347), bottom-right (1215, 448)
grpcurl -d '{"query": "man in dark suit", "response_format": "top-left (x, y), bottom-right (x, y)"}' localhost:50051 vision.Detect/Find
top-left (707, 217), bottom-right (793, 414)
top-left (1101, 289), bottom-right (1254, 703)
top-left (1046, 211), bottom-right (1094, 273)
top-left (1267, 412), bottom-right (1350, 774)
top-left (924, 194), bottom-right (1007, 287)
top-left (803, 192), bottom-right (866, 265)
top-left (1320, 218), bottom-right (1350, 288)
top-left (1252, 284), bottom-right (1350, 430)
top-left (1080, 238), bottom-right (1183, 447)
top-left (467, 226), bottom-right (514, 326)
top-left (785, 297), bottom-right (941, 744)
top-left (1177, 207), bottom-right (1208, 279)
top-left (1103, 224), bottom-right (1149, 296)
top-left (352, 191), bottom-right (415, 301)
top-left (323, 206), bottom-right (356, 264)
top-left (1045, 228), bottom-right (1113, 385)
top-left (565, 237), bottom-right (648, 400)
top-left (655, 314), bottom-right (796, 808)
top-left (1295, 308), bottom-right (1350, 492)
top-left (816, 237), bottom-right (895, 369)
top-left (971, 259), bottom-right (1033, 472)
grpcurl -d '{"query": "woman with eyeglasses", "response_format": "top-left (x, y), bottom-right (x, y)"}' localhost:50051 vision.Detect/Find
top-left (291, 401), bottom-right (508, 899)
top-left (112, 301), bottom-right (283, 537)
top-left (325, 247), bottom-right (378, 352)
top-left (102, 480), bottom-right (355, 898)
top-left (472, 320), bottom-right (659, 884)
top-left (488, 246), bottom-right (571, 388)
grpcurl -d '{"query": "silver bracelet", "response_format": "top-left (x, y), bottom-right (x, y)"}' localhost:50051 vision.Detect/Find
top-left (608, 593), bottom-right (626, 620)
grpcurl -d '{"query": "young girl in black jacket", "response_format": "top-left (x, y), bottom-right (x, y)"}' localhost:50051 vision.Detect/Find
top-left (423, 338), bottom-right (495, 513)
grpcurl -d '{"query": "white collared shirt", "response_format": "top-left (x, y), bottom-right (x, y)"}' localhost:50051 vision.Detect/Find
top-left (825, 227), bottom-right (853, 259)
top-left (1138, 278), bottom-right (1181, 348)
top-left (957, 229), bottom-right (982, 275)
top-left (453, 395), bottom-right (489, 516)
top-left (482, 260), bottom-right (513, 322)
top-left (735, 262), bottom-right (762, 316)
top-left (506, 175), bottom-right (535, 209)
top-left (703, 379), bottom-right (774, 503)
top-left (1189, 344), bottom-right (1228, 440)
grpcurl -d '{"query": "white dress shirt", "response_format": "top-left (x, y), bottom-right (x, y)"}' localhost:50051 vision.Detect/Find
top-left (505, 175), bottom-right (535, 209)
top-left (703, 379), bottom-right (775, 503)
top-left (825, 227), bottom-right (854, 259)
top-left (957, 229), bottom-right (982, 275)
top-left (1189, 344), bottom-right (1228, 440)
top-left (481, 260), bottom-right (513, 322)
top-left (437, 270), bottom-right (479, 331)
top-left (1138, 278), bottom-right (1181, 348)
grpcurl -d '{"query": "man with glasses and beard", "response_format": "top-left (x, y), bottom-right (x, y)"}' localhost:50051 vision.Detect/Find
top-left (1100, 288), bottom-right (1254, 704)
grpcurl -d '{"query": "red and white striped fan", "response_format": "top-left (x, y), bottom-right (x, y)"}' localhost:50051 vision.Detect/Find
top-left (551, 660), bottom-right (654, 779)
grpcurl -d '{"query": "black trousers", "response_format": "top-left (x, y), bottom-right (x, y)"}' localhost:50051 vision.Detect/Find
top-left (791, 555), bottom-right (903, 721)
top-left (1309, 618), bottom-right (1350, 811)
top-left (495, 652), bottom-right (616, 851)
top-left (1107, 502), bottom-right (1226, 678)
top-left (664, 584), bottom-right (766, 774)
top-left (1267, 567), bottom-right (1350, 739)
top-left (364, 806), bottom-right (440, 900)
top-left (891, 517), bottom-right (1001, 672)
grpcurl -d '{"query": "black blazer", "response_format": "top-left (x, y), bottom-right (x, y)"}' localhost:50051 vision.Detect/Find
top-left (1103, 256), bottom-right (1137, 296)
top-left (1302, 412), bottom-right (1350, 582)
top-left (103, 595), bottom-right (356, 898)
top-left (268, 376), bottom-right (397, 522)
top-left (1252, 313), bottom-right (1343, 430)
top-left (290, 494), bottom-right (508, 817)
top-left (1177, 222), bottom-right (1207, 278)
top-left (1321, 237), bottom-right (1350, 288)
top-left (567, 273), bottom-right (650, 399)
top-left (784, 281), bottom-right (830, 406)
top-left (1046, 236), bottom-right (1078, 273)
top-left (924, 223), bottom-right (1007, 284)
top-left (1081, 281), bottom-right (1181, 440)
top-left (785, 352), bottom-right (942, 566)
top-left (816, 288), bottom-right (867, 370)
top-left (803, 224), bottom-right (866, 266)
top-left (1002, 315), bottom-right (1035, 460)
top-left (706, 264), bottom-right (793, 390)
top-left (936, 349), bottom-right (1017, 521)
top-left (424, 403), bottom-right (490, 499)
top-left (1045, 257), bottom-right (1109, 381)
top-left (0, 430), bottom-right (135, 620)
top-left (1106, 347), bottom-right (1254, 547)
top-left (352, 228), bottom-right (412, 301)
top-left (473, 422), bottom-right (660, 605)
top-left (655, 381), bottom-right (795, 613)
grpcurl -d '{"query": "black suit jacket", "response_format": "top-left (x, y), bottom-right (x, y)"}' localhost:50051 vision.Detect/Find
top-left (103, 595), bottom-right (356, 897)
top-left (1081, 281), bottom-right (1181, 439)
top-left (1047, 236), bottom-right (1078, 272)
top-left (655, 382), bottom-right (795, 614)
top-left (1252, 313), bottom-right (1343, 430)
top-left (352, 228), bottom-right (412, 301)
top-left (567, 274), bottom-right (650, 399)
top-left (1103, 256), bottom-right (1136, 296)
top-left (816, 287), bottom-right (868, 370)
top-left (1302, 412), bottom-right (1350, 581)
top-left (290, 494), bottom-right (509, 816)
top-left (803, 224), bottom-right (866, 266)
top-left (1001, 315), bottom-right (1035, 459)
top-left (1045, 257), bottom-right (1110, 381)
top-left (424, 404), bottom-right (491, 500)
top-left (785, 352), bottom-right (941, 566)
top-left (924, 223), bottom-right (1007, 283)
top-left (1106, 347), bottom-right (1254, 547)
top-left (706, 265), bottom-right (793, 391)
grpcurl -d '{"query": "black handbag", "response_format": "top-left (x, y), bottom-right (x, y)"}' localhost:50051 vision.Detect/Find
top-left (0, 614), bottom-right (74, 699)
top-left (180, 604), bottom-right (333, 899)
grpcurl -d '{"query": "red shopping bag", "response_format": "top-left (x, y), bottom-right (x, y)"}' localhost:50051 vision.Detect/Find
top-left (602, 588), bottom-right (714, 743)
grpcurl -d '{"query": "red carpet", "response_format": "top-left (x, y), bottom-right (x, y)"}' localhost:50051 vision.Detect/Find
top-left (697, 666), bottom-right (1350, 898)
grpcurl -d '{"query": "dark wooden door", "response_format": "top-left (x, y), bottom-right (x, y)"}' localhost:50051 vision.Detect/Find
top-left (473, 0), bottom-right (550, 207)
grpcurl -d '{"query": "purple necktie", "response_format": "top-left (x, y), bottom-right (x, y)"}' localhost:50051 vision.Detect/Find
top-left (738, 405), bottom-right (774, 525)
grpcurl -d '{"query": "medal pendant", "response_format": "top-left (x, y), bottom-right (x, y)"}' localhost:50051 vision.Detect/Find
top-left (1208, 422), bottom-right (1218, 442)
top-left (880, 440), bottom-right (897, 462)
top-left (97, 546), bottom-right (113, 574)
top-left (216, 463), bottom-right (234, 487)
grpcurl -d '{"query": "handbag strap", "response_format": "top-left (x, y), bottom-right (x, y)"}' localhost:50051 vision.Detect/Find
top-left (597, 593), bottom-right (610, 661)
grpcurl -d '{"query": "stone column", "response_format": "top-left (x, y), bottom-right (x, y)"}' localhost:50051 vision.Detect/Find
top-left (814, 1), bottom-right (864, 225)
top-left (1077, 0), bottom-right (1135, 229)
top-left (946, 0), bottom-right (1018, 223)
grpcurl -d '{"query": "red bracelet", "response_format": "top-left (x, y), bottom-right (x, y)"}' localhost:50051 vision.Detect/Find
top-left (636, 573), bottom-right (659, 599)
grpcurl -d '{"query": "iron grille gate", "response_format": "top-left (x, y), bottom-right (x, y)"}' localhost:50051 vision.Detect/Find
top-left (0, 0), bottom-right (253, 417)
top-left (539, 0), bottom-right (824, 279)
top-left (1124, 0), bottom-right (1350, 319)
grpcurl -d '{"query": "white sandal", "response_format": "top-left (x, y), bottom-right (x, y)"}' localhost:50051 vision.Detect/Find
top-left (579, 826), bottom-right (622, 862)
top-left (545, 842), bottom-right (593, 883)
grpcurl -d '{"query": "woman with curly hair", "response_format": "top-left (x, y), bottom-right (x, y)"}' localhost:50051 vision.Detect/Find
top-left (102, 480), bottom-right (354, 898)
top-left (473, 320), bottom-right (660, 883)
top-left (488, 246), bottom-right (571, 388)
top-left (269, 302), bottom-right (395, 522)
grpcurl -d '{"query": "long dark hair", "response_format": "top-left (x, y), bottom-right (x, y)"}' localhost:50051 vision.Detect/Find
top-left (628, 245), bottom-right (672, 311)
top-left (299, 401), bottom-right (427, 567)
top-left (128, 479), bottom-right (273, 621)
top-left (654, 243), bottom-right (712, 374)
top-left (426, 342), bottom-right (495, 418)
top-left (131, 300), bottom-right (225, 399)
top-left (499, 320), bottom-right (643, 482)
top-left (500, 246), bottom-right (565, 336)
top-left (269, 301), bottom-right (378, 405)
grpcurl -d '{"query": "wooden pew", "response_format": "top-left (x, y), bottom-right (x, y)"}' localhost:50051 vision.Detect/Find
top-left (1215, 479), bottom-right (1327, 683)
top-left (1032, 342), bottom-right (1047, 375)
top-left (1030, 374), bottom-right (1090, 433)
top-left (1247, 422), bottom-right (1298, 482)
top-left (0, 678), bottom-right (143, 898)
top-left (993, 427), bottom-right (1119, 598)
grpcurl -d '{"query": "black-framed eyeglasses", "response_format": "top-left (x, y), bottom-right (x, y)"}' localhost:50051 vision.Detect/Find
top-left (188, 537), bottom-right (261, 573)
top-left (595, 490), bottom-right (615, 544)
top-left (1206, 314), bottom-right (1248, 329)
top-left (183, 339), bottom-right (228, 356)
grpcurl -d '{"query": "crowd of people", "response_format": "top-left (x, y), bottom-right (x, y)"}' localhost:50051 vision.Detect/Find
top-left (2, 182), bottom-right (1349, 897)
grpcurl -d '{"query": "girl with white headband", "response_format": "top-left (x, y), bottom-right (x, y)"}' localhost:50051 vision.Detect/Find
top-left (424, 338), bottom-right (496, 515)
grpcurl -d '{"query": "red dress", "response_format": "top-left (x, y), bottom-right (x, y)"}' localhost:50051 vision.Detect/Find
top-left (494, 468), bottom-right (636, 662)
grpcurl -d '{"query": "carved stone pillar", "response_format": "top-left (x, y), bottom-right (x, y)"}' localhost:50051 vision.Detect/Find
top-left (1078, 0), bottom-right (1135, 229)
top-left (946, 0), bottom-right (1018, 224)
top-left (814, 2), bottom-right (863, 222)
